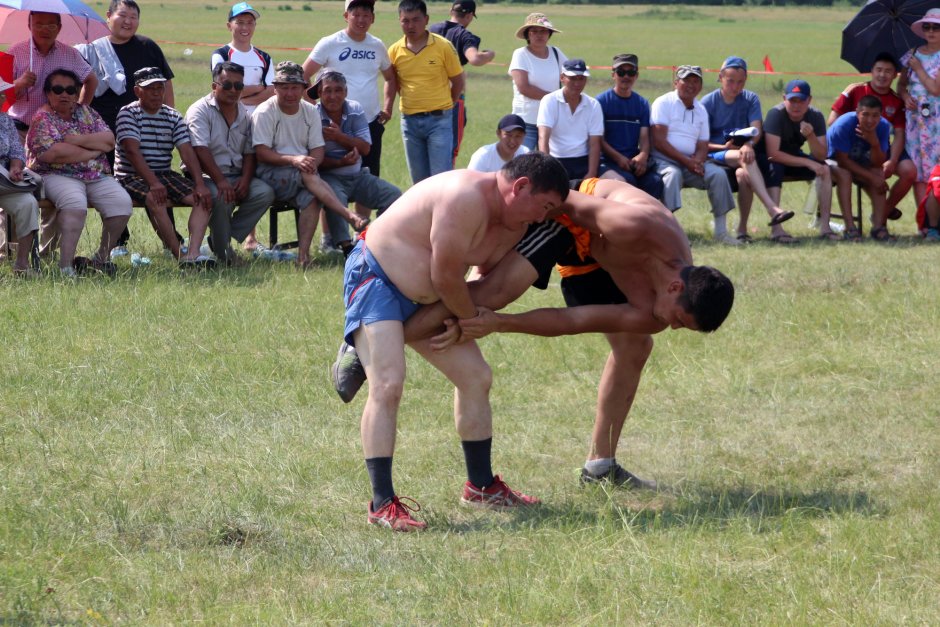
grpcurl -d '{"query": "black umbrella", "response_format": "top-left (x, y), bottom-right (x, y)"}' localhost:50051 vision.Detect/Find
top-left (841, 0), bottom-right (936, 73)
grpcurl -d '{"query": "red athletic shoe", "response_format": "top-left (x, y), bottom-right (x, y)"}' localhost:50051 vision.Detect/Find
top-left (460, 475), bottom-right (541, 510)
top-left (367, 496), bottom-right (428, 532)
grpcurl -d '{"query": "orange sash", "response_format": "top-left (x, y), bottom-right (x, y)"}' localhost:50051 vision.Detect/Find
top-left (556, 178), bottom-right (601, 278)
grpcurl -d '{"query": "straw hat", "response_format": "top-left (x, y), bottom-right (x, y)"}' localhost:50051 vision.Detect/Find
top-left (515, 13), bottom-right (562, 40)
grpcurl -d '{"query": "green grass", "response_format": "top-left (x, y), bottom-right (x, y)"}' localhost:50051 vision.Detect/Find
top-left (4, 2), bottom-right (940, 623)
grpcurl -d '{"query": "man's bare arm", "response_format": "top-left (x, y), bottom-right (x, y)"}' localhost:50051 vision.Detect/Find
top-left (461, 303), bottom-right (667, 339)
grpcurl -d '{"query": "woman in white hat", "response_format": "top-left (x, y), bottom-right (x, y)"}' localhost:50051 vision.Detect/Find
top-left (508, 13), bottom-right (567, 150)
top-left (899, 7), bottom-right (940, 218)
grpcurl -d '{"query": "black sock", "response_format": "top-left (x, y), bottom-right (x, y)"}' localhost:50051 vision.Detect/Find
top-left (462, 438), bottom-right (494, 489)
top-left (365, 457), bottom-right (395, 509)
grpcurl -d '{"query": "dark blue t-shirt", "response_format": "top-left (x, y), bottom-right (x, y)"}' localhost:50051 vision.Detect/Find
top-left (428, 21), bottom-right (480, 67)
top-left (595, 88), bottom-right (651, 160)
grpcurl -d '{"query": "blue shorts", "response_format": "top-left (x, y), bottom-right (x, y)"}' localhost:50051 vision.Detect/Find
top-left (708, 150), bottom-right (730, 164)
top-left (342, 240), bottom-right (420, 346)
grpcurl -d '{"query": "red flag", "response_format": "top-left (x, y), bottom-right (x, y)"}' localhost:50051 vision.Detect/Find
top-left (763, 55), bottom-right (775, 73)
top-left (0, 51), bottom-right (14, 111)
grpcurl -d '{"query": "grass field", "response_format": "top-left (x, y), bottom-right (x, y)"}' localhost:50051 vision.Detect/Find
top-left (4, 2), bottom-right (940, 624)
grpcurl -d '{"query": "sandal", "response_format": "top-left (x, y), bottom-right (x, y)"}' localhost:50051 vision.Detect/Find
top-left (736, 233), bottom-right (753, 243)
top-left (818, 231), bottom-right (840, 241)
top-left (843, 228), bottom-right (862, 242)
top-left (768, 210), bottom-right (795, 227)
top-left (870, 226), bottom-right (897, 242)
top-left (770, 233), bottom-right (799, 245)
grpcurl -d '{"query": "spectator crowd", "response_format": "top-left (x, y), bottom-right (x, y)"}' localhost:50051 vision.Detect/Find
top-left (3, 0), bottom-right (940, 277)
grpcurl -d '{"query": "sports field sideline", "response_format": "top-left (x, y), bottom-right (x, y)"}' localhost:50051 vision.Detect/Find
top-left (2, 2), bottom-right (939, 623)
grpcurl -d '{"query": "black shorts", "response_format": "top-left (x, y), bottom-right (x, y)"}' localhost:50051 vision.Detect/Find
top-left (514, 220), bottom-right (575, 289)
top-left (561, 268), bottom-right (628, 307)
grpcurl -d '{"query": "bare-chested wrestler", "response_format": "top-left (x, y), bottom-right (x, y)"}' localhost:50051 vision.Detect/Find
top-left (343, 152), bottom-right (569, 531)
top-left (335, 177), bottom-right (733, 491)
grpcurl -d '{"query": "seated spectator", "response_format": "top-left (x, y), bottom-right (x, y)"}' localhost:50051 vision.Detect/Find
top-left (918, 164), bottom-right (940, 240)
top-left (595, 53), bottom-right (664, 200)
top-left (537, 58), bottom-right (604, 180)
top-left (650, 65), bottom-right (738, 245)
top-left (185, 61), bottom-right (275, 265)
top-left (702, 56), bottom-right (795, 244)
top-left (27, 69), bottom-right (132, 277)
top-left (312, 70), bottom-right (401, 245)
top-left (763, 80), bottom-right (837, 240)
top-left (829, 52), bottom-right (914, 224)
top-left (0, 85), bottom-right (39, 275)
top-left (252, 61), bottom-right (367, 266)
top-left (828, 96), bottom-right (893, 241)
top-left (114, 67), bottom-right (214, 266)
top-left (467, 114), bottom-right (529, 172)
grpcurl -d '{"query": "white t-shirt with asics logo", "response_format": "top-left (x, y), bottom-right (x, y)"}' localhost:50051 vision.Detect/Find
top-left (307, 30), bottom-right (391, 121)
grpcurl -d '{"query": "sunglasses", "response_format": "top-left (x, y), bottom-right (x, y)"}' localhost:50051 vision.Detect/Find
top-left (214, 80), bottom-right (245, 91)
top-left (49, 85), bottom-right (78, 95)
top-left (615, 68), bottom-right (638, 77)
top-left (923, 23), bottom-right (940, 32)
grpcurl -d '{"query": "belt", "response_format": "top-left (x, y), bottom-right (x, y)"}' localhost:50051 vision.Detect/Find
top-left (403, 109), bottom-right (448, 117)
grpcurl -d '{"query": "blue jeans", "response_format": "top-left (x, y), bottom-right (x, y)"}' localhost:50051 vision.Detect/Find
top-left (401, 111), bottom-right (454, 184)
top-left (523, 123), bottom-right (539, 151)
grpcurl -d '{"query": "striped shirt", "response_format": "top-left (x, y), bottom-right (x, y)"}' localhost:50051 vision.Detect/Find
top-left (114, 102), bottom-right (191, 177)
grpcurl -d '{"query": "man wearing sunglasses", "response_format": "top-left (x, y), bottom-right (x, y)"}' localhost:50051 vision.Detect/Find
top-left (185, 61), bottom-right (275, 264)
top-left (596, 53), bottom-right (664, 201)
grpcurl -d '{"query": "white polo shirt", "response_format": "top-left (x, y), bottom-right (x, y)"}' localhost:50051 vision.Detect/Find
top-left (650, 90), bottom-right (710, 158)
top-left (536, 88), bottom-right (604, 159)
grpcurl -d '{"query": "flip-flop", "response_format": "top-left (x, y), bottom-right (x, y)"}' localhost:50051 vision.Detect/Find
top-left (770, 234), bottom-right (799, 245)
top-left (818, 231), bottom-right (841, 241)
top-left (736, 233), bottom-right (753, 243)
top-left (768, 210), bottom-right (795, 227)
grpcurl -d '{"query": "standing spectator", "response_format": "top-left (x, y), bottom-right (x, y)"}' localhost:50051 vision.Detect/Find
top-left (650, 65), bottom-right (739, 245)
top-left (701, 56), bottom-right (795, 244)
top-left (252, 62), bottom-right (366, 266)
top-left (303, 0), bottom-right (394, 253)
top-left (303, 0), bottom-right (394, 182)
top-left (467, 114), bottom-right (529, 172)
top-left (78, 0), bottom-right (176, 258)
top-left (509, 13), bottom-right (566, 150)
top-left (27, 70), bottom-right (132, 277)
top-left (595, 53), bottom-right (664, 200)
top-left (899, 8), bottom-right (940, 229)
top-left (828, 97), bottom-right (893, 241)
top-left (186, 62), bottom-right (275, 264)
top-left (210, 2), bottom-right (274, 114)
top-left (313, 71), bottom-right (400, 233)
top-left (8, 11), bottom-right (98, 257)
top-left (830, 52), bottom-right (914, 224)
top-left (114, 67), bottom-right (214, 266)
top-left (386, 0), bottom-right (464, 184)
top-left (763, 80), bottom-right (837, 240)
top-left (537, 59), bottom-right (604, 180)
top-left (430, 0), bottom-right (495, 163)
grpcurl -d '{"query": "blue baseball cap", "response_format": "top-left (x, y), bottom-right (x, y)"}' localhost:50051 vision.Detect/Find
top-left (721, 56), bottom-right (747, 72)
top-left (228, 2), bottom-right (260, 21)
top-left (562, 59), bottom-right (590, 77)
top-left (784, 79), bottom-right (811, 100)
top-left (497, 114), bottom-right (526, 132)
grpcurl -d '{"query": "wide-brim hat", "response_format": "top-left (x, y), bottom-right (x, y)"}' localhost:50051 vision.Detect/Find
top-left (515, 13), bottom-right (561, 40)
top-left (912, 8), bottom-right (940, 38)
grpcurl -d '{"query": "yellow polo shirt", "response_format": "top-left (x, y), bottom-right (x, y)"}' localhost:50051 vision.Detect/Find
top-left (388, 32), bottom-right (463, 115)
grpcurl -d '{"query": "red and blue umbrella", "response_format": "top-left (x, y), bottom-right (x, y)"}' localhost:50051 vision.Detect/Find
top-left (0, 0), bottom-right (109, 46)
